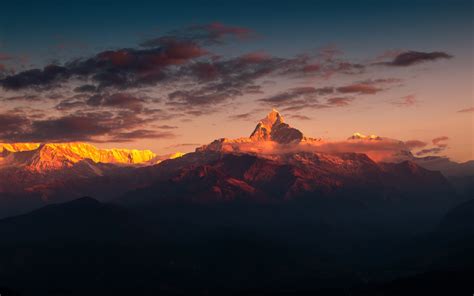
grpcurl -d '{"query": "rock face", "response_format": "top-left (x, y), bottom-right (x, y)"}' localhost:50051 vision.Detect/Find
top-left (250, 109), bottom-right (303, 144)
top-left (0, 143), bottom-right (40, 155)
top-left (120, 151), bottom-right (456, 211)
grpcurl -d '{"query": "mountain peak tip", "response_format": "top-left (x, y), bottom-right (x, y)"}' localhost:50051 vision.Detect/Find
top-left (249, 109), bottom-right (303, 144)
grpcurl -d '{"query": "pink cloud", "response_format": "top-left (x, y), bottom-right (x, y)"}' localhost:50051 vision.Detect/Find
top-left (457, 107), bottom-right (474, 113)
top-left (392, 95), bottom-right (417, 107)
top-left (432, 136), bottom-right (449, 146)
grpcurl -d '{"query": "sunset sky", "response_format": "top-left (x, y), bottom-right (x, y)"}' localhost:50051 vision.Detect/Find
top-left (0, 0), bottom-right (472, 161)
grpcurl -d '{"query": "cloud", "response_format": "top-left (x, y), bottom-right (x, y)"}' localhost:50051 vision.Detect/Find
top-left (337, 83), bottom-right (382, 94)
top-left (230, 112), bottom-right (253, 120)
top-left (0, 110), bottom-right (170, 143)
top-left (166, 143), bottom-right (201, 149)
top-left (335, 78), bottom-right (401, 96)
top-left (326, 97), bottom-right (353, 106)
top-left (288, 114), bottom-right (311, 120)
top-left (392, 95), bottom-right (417, 107)
top-left (412, 136), bottom-right (449, 156)
top-left (55, 99), bottom-right (86, 110)
top-left (457, 107), bottom-right (474, 113)
top-left (404, 140), bottom-right (428, 149)
top-left (140, 22), bottom-right (253, 47)
top-left (0, 53), bottom-right (13, 61)
top-left (380, 51), bottom-right (452, 67)
top-left (156, 125), bottom-right (178, 129)
top-left (259, 87), bottom-right (324, 105)
top-left (261, 87), bottom-right (357, 112)
top-left (109, 129), bottom-right (175, 142)
top-left (74, 84), bottom-right (97, 93)
top-left (86, 93), bottom-right (145, 111)
top-left (0, 113), bottom-right (30, 134)
top-left (204, 136), bottom-right (422, 162)
top-left (1, 40), bottom-right (207, 90)
top-left (432, 136), bottom-right (449, 146)
top-left (4, 24), bottom-right (453, 145)
top-left (1, 65), bottom-right (70, 90)
top-left (416, 147), bottom-right (445, 156)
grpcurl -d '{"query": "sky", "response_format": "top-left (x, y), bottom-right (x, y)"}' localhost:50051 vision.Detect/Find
top-left (0, 0), bottom-right (472, 161)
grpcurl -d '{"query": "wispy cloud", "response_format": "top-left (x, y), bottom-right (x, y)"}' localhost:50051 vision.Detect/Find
top-left (457, 107), bottom-right (474, 113)
top-left (378, 51), bottom-right (452, 67)
top-left (392, 95), bottom-right (417, 107)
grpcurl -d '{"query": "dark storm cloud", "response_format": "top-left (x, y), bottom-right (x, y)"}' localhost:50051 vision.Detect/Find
top-left (380, 51), bottom-right (452, 67)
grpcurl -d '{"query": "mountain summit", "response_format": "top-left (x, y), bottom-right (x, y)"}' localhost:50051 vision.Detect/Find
top-left (250, 109), bottom-right (304, 144)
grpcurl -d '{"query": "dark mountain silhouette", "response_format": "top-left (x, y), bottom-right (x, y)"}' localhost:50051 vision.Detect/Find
top-left (0, 195), bottom-right (472, 296)
top-left (0, 110), bottom-right (471, 295)
top-left (437, 198), bottom-right (474, 235)
top-left (0, 196), bottom-right (144, 242)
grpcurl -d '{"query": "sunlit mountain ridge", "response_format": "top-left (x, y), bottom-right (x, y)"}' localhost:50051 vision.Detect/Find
top-left (0, 142), bottom-right (185, 172)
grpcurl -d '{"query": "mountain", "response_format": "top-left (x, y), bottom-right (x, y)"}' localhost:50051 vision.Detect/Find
top-left (0, 111), bottom-right (470, 295)
top-left (0, 143), bottom-right (185, 216)
top-left (0, 142), bottom-right (183, 194)
top-left (0, 142), bottom-right (157, 172)
top-left (0, 142), bottom-right (41, 154)
top-left (0, 109), bottom-right (463, 220)
top-left (0, 196), bottom-right (143, 242)
top-left (250, 108), bottom-right (304, 143)
top-left (436, 198), bottom-right (474, 235)
top-left (116, 110), bottom-right (457, 233)
top-left (121, 151), bottom-right (453, 206)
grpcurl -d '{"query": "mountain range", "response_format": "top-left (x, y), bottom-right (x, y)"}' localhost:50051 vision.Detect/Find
top-left (0, 109), bottom-right (471, 218)
top-left (0, 110), bottom-right (472, 295)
